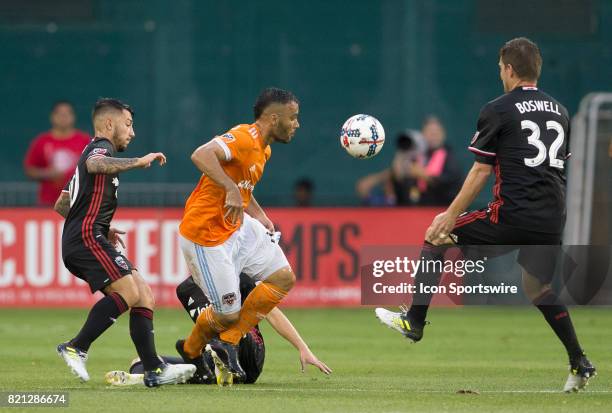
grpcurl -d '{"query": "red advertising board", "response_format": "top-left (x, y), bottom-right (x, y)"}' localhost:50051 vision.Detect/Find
top-left (0, 208), bottom-right (440, 308)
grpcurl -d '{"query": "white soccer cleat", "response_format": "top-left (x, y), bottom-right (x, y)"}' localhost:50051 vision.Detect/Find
top-left (563, 353), bottom-right (597, 392)
top-left (57, 342), bottom-right (90, 382)
top-left (375, 307), bottom-right (426, 342)
top-left (104, 370), bottom-right (144, 386)
top-left (143, 363), bottom-right (196, 387)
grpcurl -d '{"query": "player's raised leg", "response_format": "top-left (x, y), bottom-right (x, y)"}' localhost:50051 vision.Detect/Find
top-left (375, 241), bottom-right (446, 342)
top-left (218, 266), bottom-right (294, 344)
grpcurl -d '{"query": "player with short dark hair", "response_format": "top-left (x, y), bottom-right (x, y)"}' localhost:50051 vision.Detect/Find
top-left (375, 37), bottom-right (596, 392)
top-left (253, 87), bottom-right (299, 121)
top-left (54, 98), bottom-right (195, 387)
top-left (176, 87), bottom-right (326, 384)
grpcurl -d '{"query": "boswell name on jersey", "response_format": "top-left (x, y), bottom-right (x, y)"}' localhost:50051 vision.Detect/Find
top-left (514, 99), bottom-right (561, 115)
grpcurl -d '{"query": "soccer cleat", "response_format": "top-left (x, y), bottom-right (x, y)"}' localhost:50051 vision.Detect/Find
top-left (212, 340), bottom-right (246, 383)
top-left (143, 363), bottom-right (196, 387)
top-left (563, 353), bottom-right (597, 392)
top-left (105, 370), bottom-right (144, 386)
top-left (57, 342), bottom-right (90, 382)
top-left (375, 307), bottom-right (426, 342)
top-left (208, 345), bottom-right (234, 387)
top-left (175, 339), bottom-right (215, 384)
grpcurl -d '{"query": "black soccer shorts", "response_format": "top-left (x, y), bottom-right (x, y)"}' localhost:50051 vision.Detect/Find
top-left (449, 208), bottom-right (562, 283)
top-left (63, 236), bottom-right (134, 293)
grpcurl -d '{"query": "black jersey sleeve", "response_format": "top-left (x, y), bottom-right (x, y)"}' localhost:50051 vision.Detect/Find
top-left (468, 104), bottom-right (500, 165)
top-left (85, 139), bottom-right (114, 161)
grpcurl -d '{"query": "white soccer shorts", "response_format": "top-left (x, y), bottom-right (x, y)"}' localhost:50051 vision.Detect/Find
top-left (179, 214), bottom-right (290, 314)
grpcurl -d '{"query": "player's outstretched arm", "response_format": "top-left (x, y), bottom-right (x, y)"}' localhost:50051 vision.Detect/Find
top-left (426, 161), bottom-right (492, 244)
top-left (191, 141), bottom-right (243, 224)
top-left (53, 191), bottom-right (70, 218)
top-left (265, 307), bottom-right (332, 375)
top-left (85, 152), bottom-right (166, 175)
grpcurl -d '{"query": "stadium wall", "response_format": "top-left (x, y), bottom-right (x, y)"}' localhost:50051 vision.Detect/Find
top-left (0, 207), bottom-right (441, 308)
top-left (1, 0), bottom-right (611, 206)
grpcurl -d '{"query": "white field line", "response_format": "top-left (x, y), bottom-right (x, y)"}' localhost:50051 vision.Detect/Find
top-left (218, 387), bottom-right (612, 394)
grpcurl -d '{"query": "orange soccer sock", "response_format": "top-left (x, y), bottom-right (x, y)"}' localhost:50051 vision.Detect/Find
top-left (183, 306), bottom-right (225, 358)
top-left (219, 282), bottom-right (288, 345)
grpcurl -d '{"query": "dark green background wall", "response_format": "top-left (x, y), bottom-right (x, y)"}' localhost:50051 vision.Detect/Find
top-left (1, 0), bottom-right (610, 205)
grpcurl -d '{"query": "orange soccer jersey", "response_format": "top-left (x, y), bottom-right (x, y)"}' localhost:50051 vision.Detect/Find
top-left (179, 123), bottom-right (271, 246)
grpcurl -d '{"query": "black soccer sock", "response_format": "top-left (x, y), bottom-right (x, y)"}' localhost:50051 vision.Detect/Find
top-left (534, 290), bottom-right (583, 360)
top-left (408, 243), bottom-right (445, 325)
top-left (70, 292), bottom-right (128, 352)
top-left (176, 276), bottom-right (208, 323)
top-left (129, 307), bottom-right (163, 371)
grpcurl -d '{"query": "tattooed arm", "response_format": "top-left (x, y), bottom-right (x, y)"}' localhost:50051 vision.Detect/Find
top-left (54, 191), bottom-right (70, 218)
top-left (86, 152), bottom-right (166, 175)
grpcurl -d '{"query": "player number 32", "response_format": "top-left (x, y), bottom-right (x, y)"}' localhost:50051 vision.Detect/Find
top-left (522, 120), bottom-right (565, 169)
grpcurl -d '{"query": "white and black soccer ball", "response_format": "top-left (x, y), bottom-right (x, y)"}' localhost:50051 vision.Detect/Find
top-left (340, 114), bottom-right (385, 159)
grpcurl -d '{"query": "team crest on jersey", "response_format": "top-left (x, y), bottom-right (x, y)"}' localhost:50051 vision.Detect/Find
top-left (222, 293), bottom-right (237, 306)
top-left (221, 133), bottom-right (236, 142)
top-left (470, 131), bottom-right (480, 144)
top-left (114, 256), bottom-right (129, 271)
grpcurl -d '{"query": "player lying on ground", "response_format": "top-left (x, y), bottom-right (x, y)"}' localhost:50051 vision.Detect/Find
top-left (175, 88), bottom-right (304, 383)
top-left (105, 275), bottom-right (331, 386)
top-left (375, 37), bottom-right (596, 393)
top-left (54, 98), bottom-right (195, 387)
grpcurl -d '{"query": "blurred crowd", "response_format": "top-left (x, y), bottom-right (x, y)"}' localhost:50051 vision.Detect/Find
top-left (22, 105), bottom-right (463, 208)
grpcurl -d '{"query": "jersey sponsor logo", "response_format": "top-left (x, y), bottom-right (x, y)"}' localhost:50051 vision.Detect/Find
top-left (238, 179), bottom-right (255, 191)
top-left (88, 147), bottom-right (108, 157)
top-left (222, 293), bottom-right (237, 306)
top-left (514, 100), bottom-right (561, 116)
top-left (221, 133), bottom-right (236, 142)
top-left (114, 256), bottom-right (129, 271)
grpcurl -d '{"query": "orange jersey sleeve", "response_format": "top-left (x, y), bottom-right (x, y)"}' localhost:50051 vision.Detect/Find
top-left (179, 123), bottom-right (270, 246)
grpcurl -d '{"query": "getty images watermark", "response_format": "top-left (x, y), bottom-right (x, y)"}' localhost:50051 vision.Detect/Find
top-left (360, 245), bottom-right (612, 306)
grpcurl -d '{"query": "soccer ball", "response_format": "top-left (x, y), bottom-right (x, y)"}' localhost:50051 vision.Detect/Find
top-left (340, 114), bottom-right (385, 159)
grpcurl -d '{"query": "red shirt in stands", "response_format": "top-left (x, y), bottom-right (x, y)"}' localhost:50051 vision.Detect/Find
top-left (24, 130), bottom-right (90, 205)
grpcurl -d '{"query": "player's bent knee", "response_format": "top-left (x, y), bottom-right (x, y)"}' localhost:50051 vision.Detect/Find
top-left (105, 275), bottom-right (140, 308)
top-left (522, 271), bottom-right (552, 302)
top-left (265, 267), bottom-right (295, 292)
top-left (136, 283), bottom-right (155, 310)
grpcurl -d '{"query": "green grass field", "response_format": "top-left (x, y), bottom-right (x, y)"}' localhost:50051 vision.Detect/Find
top-left (0, 307), bottom-right (610, 412)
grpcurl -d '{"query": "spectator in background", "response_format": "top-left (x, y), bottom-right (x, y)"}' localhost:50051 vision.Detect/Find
top-left (294, 177), bottom-right (314, 207)
top-left (408, 116), bottom-right (462, 205)
top-left (356, 116), bottom-right (462, 206)
top-left (24, 101), bottom-right (90, 206)
top-left (356, 131), bottom-right (422, 206)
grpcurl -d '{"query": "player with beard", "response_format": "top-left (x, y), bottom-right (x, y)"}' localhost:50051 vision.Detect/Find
top-left (54, 98), bottom-right (195, 387)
